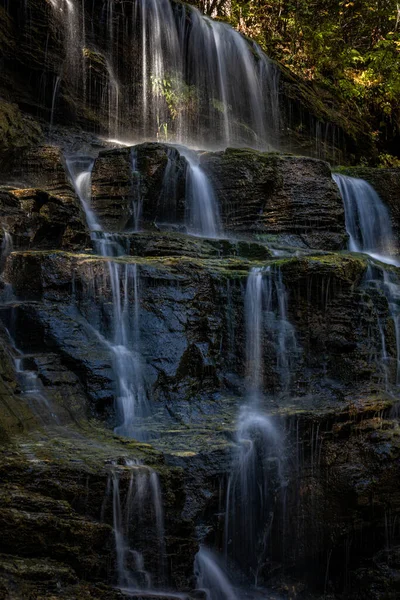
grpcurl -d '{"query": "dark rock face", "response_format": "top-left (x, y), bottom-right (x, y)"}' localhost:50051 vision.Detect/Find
top-left (90, 145), bottom-right (347, 249)
top-left (0, 141), bottom-right (399, 600)
top-left (203, 149), bottom-right (347, 249)
top-left (0, 100), bottom-right (43, 164)
top-left (0, 188), bottom-right (87, 250)
top-left (0, 145), bottom-right (88, 249)
top-left (0, 427), bottom-right (197, 599)
top-left (3, 250), bottom-right (389, 419)
top-left (91, 144), bottom-right (187, 233)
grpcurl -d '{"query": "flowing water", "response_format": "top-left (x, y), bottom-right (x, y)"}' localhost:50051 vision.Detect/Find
top-left (66, 156), bottom-right (149, 438)
top-left (181, 149), bottom-right (221, 238)
top-left (332, 174), bottom-right (397, 265)
top-left (333, 174), bottom-right (400, 387)
top-left (221, 267), bottom-right (297, 590)
top-left (47, 0), bottom-right (280, 149)
top-left (195, 547), bottom-right (238, 600)
top-left (129, 149), bottom-right (143, 232)
top-left (104, 460), bottom-right (166, 591)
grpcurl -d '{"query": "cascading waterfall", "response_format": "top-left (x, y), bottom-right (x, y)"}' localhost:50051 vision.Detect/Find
top-left (245, 267), bottom-right (298, 396)
top-left (332, 174), bottom-right (397, 264)
top-left (223, 267), bottom-right (295, 584)
top-left (66, 157), bottom-right (149, 438)
top-left (105, 460), bottom-right (166, 591)
top-left (47, 0), bottom-right (280, 149)
top-left (333, 174), bottom-right (400, 387)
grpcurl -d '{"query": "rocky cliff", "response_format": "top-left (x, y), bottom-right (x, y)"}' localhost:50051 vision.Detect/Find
top-left (0, 140), bottom-right (399, 599)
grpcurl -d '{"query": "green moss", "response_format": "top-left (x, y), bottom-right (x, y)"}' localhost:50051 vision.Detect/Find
top-left (0, 101), bottom-right (43, 160)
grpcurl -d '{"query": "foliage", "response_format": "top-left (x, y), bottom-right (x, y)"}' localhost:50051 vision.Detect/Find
top-left (151, 74), bottom-right (197, 120)
top-left (190, 0), bottom-right (400, 154)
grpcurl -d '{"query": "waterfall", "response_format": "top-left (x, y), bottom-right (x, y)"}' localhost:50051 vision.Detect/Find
top-left (47, 0), bottom-right (280, 149)
top-left (107, 460), bottom-right (166, 591)
top-left (333, 174), bottom-right (400, 387)
top-left (179, 148), bottom-right (221, 238)
top-left (245, 268), bottom-right (264, 399)
top-left (222, 267), bottom-right (296, 585)
top-left (136, 0), bottom-right (181, 139)
top-left (48, 0), bottom-right (84, 92)
top-left (194, 547), bottom-right (238, 600)
top-left (245, 266), bottom-right (298, 397)
top-left (332, 174), bottom-right (397, 265)
top-left (66, 157), bottom-right (149, 438)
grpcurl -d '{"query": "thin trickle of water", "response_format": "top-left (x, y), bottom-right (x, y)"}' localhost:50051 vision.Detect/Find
top-left (111, 264), bottom-right (150, 439)
top-left (0, 231), bottom-right (13, 272)
top-left (245, 267), bottom-right (298, 396)
top-left (0, 232), bottom-right (15, 305)
top-left (129, 149), bottom-right (142, 232)
top-left (107, 460), bottom-right (166, 591)
top-left (66, 157), bottom-right (99, 232)
top-left (195, 547), bottom-right (238, 600)
top-left (2, 330), bottom-right (60, 425)
top-left (105, 59), bottom-right (120, 140)
top-left (156, 147), bottom-right (181, 227)
top-left (49, 0), bottom-right (84, 93)
top-left (365, 264), bottom-right (400, 387)
top-left (245, 268), bottom-right (264, 398)
top-left (49, 75), bottom-right (61, 135)
top-left (223, 267), bottom-right (296, 585)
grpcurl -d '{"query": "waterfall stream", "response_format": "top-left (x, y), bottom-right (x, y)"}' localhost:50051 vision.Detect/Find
top-left (182, 150), bottom-right (221, 238)
top-left (195, 547), bottom-right (238, 600)
top-left (104, 460), bottom-right (166, 592)
top-left (66, 156), bottom-right (149, 438)
top-left (333, 174), bottom-right (397, 265)
top-left (192, 267), bottom-right (298, 597)
top-left (47, 0), bottom-right (280, 149)
top-left (222, 267), bottom-right (294, 586)
top-left (333, 173), bottom-right (400, 387)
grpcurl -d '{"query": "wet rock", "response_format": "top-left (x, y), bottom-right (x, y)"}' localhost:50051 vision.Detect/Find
top-left (1, 145), bottom-right (75, 201)
top-left (0, 100), bottom-right (43, 164)
top-left (0, 187), bottom-right (87, 250)
top-left (3, 250), bottom-right (391, 420)
top-left (202, 148), bottom-right (347, 249)
top-left (89, 144), bottom-right (346, 249)
top-left (91, 144), bottom-right (186, 233)
top-left (126, 231), bottom-right (271, 260)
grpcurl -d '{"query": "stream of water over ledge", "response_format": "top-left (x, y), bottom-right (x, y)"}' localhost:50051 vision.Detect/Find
top-left (0, 2), bottom-right (400, 599)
